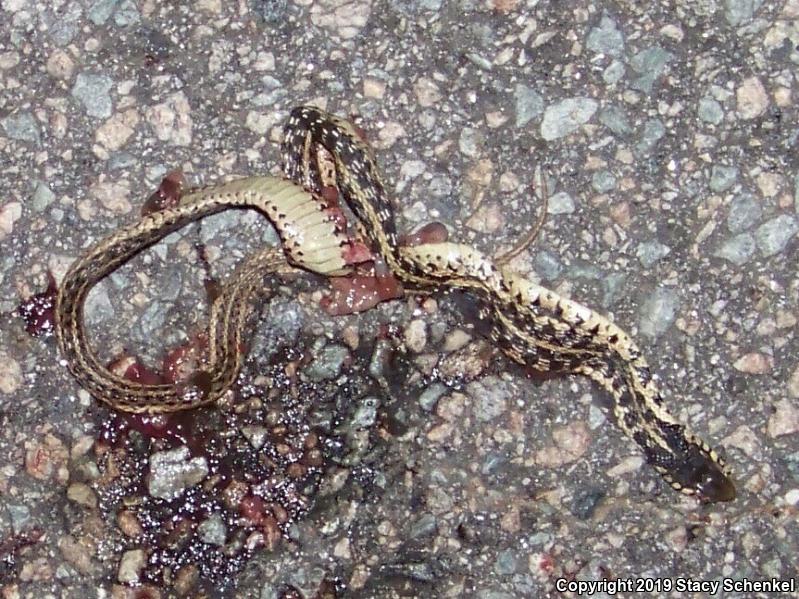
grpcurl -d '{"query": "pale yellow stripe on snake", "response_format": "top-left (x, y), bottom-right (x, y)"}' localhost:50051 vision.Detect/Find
top-left (56, 106), bottom-right (736, 503)
top-left (283, 106), bottom-right (738, 501)
top-left (55, 176), bottom-right (349, 413)
top-left (398, 241), bottom-right (734, 501)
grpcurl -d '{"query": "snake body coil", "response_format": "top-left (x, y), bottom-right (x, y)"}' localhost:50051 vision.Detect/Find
top-left (54, 107), bottom-right (735, 502)
top-left (55, 177), bottom-right (348, 413)
top-left (282, 106), bottom-right (735, 502)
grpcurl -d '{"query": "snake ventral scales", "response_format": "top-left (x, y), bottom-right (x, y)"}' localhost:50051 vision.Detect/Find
top-left (53, 106), bottom-right (735, 503)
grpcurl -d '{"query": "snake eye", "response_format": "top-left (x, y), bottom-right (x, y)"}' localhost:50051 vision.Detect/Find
top-left (673, 452), bottom-right (736, 503)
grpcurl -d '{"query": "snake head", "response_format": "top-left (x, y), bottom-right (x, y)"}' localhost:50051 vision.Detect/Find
top-left (666, 450), bottom-right (736, 503)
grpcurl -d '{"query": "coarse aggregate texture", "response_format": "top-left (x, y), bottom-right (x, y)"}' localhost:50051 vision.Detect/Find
top-left (1, 0), bottom-right (798, 597)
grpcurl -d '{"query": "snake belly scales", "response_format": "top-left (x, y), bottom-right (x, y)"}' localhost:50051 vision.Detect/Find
top-left (53, 106), bottom-right (735, 502)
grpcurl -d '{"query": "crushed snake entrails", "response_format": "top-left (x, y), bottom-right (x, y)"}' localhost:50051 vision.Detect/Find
top-left (53, 106), bottom-right (735, 503)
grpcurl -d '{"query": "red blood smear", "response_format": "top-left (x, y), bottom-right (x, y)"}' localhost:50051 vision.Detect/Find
top-left (321, 185), bottom-right (340, 207)
top-left (98, 405), bottom-right (197, 447)
top-left (352, 123), bottom-right (369, 143)
top-left (102, 351), bottom-right (202, 444)
top-left (128, 413), bottom-right (186, 441)
top-left (162, 334), bottom-right (208, 384)
top-left (141, 170), bottom-right (185, 215)
top-left (538, 553), bottom-right (556, 575)
top-left (400, 221), bottom-right (449, 246)
top-left (321, 274), bottom-right (403, 315)
top-left (16, 273), bottom-right (57, 338)
top-left (324, 207), bottom-right (348, 230)
top-left (108, 355), bottom-right (166, 386)
top-left (341, 241), bottom-right (374, 265)
top-left (239, 495), bottom-right (266, 526)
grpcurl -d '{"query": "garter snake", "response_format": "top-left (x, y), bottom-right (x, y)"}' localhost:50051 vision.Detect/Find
top-left (55, 177), bottom-right (349, 413)
top-left (282, 106), bottom-right (735, 502)
top-left (54, 107), bottom-right (735, 502)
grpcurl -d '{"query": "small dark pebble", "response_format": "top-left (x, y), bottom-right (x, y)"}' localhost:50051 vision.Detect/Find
top-left (570, 487), bottom-right (606, 520)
